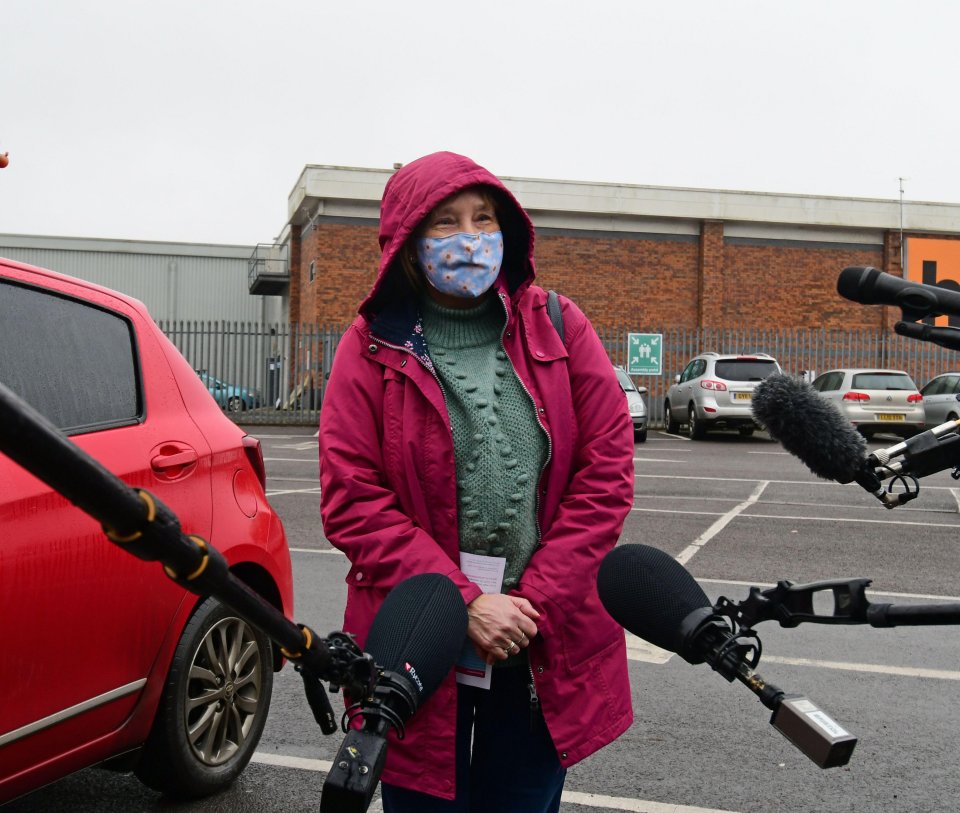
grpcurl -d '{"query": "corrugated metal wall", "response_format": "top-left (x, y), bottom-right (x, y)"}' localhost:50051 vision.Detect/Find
top-left (0, 238), bottom-right (284, 323)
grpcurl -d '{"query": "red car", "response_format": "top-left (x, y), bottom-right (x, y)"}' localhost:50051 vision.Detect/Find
top-left (0, 258), bottom-right (294, 803)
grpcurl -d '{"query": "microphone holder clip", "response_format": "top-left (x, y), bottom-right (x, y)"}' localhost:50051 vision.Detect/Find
top-left (716, 577), bottom-right (874, 629)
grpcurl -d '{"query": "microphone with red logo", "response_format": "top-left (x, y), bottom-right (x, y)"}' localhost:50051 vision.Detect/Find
top-left (321, 573), bottom-right (468, 812)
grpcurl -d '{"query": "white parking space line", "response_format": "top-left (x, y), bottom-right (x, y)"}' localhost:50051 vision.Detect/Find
top-left (266, 487), bottom-right (321, 496)
top-left (633, 458), bottom-right (687, 464)
top-left (700, 577), bottom-right (960, 602)
top-left (250, 753), bottom-right (737, 813)
top-left (675, 481), bottom-right (770, 566)
top-left (635, 471), bottom-right (960, 499)
top-left (249, 434), bottom-right (317, 440)
top-left (263, 457), bottom-right (320, 463)
top-left (559, 792), bottom-right (738, 812)
top-left (630, 505), bottom-right (960, 528)
top-left (623, 633), bottom-right (960, 680)
top-left (626, 635), bottom-right (673, 664)
top-left (952, 489), bottom-right (960, 512)
top-left (252, 752), bottom-right (333, 772)
top-left (741, 511), bottom-right (960, 529)
top-left (761, 655), bottom-right (960, 681)
top-left (290, 547), bottom-right (343, 555)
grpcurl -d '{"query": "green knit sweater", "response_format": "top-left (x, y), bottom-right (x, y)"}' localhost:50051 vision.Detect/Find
top-left (420, 295), bottom-right (547, 593)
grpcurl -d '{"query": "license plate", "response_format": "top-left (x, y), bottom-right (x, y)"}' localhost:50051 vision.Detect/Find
top-left (877, 413), bottom-right (905, 421)
top-left (732, 392), bottom-right (752, 401)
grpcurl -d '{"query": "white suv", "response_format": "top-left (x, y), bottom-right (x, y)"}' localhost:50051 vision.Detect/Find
top-left (665, 352), bottom-right (782, 439)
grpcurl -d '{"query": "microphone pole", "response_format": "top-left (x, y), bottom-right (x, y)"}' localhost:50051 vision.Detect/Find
top-left (0, 379), bottom-right (372, 734)
top-left (720, 576), bottom-right (960, 630)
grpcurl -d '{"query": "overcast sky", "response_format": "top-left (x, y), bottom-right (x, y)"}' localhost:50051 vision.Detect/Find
top-left (2, 1), bottom-right (958, 246)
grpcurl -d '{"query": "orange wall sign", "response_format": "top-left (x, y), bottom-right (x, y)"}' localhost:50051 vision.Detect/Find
top-left (905, 237), bottom-right (960, 326)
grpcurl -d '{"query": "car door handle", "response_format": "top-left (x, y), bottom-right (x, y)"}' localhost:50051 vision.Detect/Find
top-left (151, 448), bottom-right (198, 472)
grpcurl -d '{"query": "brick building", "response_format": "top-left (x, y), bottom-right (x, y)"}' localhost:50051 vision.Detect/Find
top-left (266, 164), bottom-right (960, 333)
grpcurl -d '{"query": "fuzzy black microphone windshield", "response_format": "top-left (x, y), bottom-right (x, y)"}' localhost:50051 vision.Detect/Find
top-left (363, 573), bottom-right (468, 715)
top-left (752, 374), bottom-right (868, 484)
top-left (598, 544), bottom-right (711, 655)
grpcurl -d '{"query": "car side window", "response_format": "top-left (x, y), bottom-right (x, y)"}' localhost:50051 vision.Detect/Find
top-left (0, 280), bottom-right (141, 434)
top-left (814, 373), bottom-right (840, 392)
top-left (679, 361), bottom-right (696, 383)
top-left (949, 375), bottom-right (960, 395)
top-left (922, 377), bottom-right (946, 396)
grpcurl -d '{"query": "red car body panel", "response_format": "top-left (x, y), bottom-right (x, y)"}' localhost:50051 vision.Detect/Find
top-left (0, 259), bottom-right (294, 802)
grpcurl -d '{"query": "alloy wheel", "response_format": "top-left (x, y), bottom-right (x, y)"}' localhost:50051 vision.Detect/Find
top-left (184, 617), bottom-right (263, 766)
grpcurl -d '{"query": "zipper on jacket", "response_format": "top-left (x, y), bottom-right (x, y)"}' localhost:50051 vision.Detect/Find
top-left (496, 292), bottom-right (553, 540)
top-left (369, 333), bottom-right (447, 401)
top-left (527, 659), bottom-right (541, 732)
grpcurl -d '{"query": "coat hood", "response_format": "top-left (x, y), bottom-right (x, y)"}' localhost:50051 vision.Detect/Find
top-left (359, 151), bottom-right (536, 319)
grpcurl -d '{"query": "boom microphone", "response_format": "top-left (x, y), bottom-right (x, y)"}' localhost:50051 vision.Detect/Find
top-left (837, 265), bottom-right (960, 321)
top-left (750, 375), bottom-right (909, 506)
top-left (321, 573), bottom-right (468, 812)
top-left (597, 545), bottom-right (857, 768)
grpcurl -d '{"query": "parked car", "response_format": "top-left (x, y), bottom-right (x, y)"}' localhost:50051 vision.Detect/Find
top-left (809, 368), bottom-right (925, 438)
top-left (0, 258), bottom-right (294, 804)
top-left (614, 365), bottom-right (648, 443)
top-left (664, 352), bottom-right (782, 439)
top-left (920, 372), bottom-right (960, 426)
top-left (196, 370), bottom-right (261, 412)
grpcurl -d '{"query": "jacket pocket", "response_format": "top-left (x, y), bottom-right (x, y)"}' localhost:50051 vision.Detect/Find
top-left (559, 598), bottom-right (623, 671)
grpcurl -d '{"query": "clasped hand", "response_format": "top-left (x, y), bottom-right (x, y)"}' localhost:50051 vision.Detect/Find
top-left (466, 593), bottom-right (540, 664)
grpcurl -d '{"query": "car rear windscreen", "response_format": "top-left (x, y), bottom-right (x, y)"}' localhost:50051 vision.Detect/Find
top-left (852, 372), bottom-right (916, 390)
top-left (714, 360), bottom-right (778, 381)
top-left (615, 368), bottom-right (637, 392)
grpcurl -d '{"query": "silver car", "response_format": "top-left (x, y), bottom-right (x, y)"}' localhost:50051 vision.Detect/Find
top-left (919, 372), bottom-right (960, 426)
top-left (810, 368), bottom-right (925, 439)
top-left (664, 352), bottom-right (781, 439)
top-left (615, 365), bottom-right (648, 443)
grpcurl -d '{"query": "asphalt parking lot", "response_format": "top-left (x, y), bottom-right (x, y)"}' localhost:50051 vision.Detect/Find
top-left (8, 426), bottom-right (960, 813)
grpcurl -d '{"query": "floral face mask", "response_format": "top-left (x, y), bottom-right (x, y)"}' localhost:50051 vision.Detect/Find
top-left (415, 230), bottom-right (504, 298)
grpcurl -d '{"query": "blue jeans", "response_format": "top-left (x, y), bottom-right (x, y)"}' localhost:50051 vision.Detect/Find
top-left (380, 664), bottom-right (566, 813)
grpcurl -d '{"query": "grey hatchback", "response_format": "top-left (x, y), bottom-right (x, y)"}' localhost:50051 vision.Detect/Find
top-left (919, 372), bottom-right (960, 426)
top-left (614, 365), bottom-right (648, 443)
top-left (810, 368), bottom-right (925, 438)
top-left (664, 352), bottom-right (781, 439)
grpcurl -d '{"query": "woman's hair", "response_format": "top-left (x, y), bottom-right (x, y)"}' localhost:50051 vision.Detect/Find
top-left (397, 185), bottom-right (501, 294)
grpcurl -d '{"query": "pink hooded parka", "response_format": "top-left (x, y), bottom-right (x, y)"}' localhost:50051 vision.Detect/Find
top-left (319, 151), bottom-right (635, 800)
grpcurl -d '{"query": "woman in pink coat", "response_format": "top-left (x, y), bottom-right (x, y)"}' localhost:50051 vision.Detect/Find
top-left (319, 151), bottom-right (635, 812)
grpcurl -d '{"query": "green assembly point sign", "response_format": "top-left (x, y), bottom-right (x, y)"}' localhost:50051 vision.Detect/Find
top-left (627, 333), bottom-right (662, 375)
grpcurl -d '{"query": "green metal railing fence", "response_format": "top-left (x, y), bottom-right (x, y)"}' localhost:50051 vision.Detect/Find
top-left (157, 321), bottom-right (960, 427)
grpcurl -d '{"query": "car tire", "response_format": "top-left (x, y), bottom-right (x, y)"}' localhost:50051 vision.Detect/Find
top-left (635, 428), bottom-right (647, 443)
top-left (688, 404), bottom-right (706, 440)
top-left (227, 396), bottom-right (245, 413)
top-left (949, 413), bottom-right (959, 422)
top-left (134, 597), bottom-right (274, 799)
top-left (664, 402), bottom-right (680, 434)
top-left (738, 426), bottom-right (754, 437)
